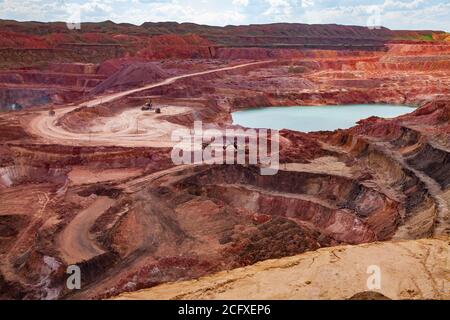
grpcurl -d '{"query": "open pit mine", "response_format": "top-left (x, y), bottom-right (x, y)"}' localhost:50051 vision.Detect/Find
top-left (0, 19), bottom-right (448, 300)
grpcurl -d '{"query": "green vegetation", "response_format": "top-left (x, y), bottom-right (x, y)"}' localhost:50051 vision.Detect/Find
top-left (419, 34), bottom-right (434, 41)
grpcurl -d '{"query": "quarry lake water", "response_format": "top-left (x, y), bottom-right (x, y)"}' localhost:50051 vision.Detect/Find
top-left (232, 104), bottom-right (415, 132)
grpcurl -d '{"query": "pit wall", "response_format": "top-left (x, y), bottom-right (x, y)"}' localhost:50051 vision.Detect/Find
top-left (179, 165), bottom-right (402, 241)
top-left (329, 130), bottom-right (438, 238)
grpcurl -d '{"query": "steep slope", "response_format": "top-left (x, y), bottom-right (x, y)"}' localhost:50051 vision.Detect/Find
top-left (90, 62), bottom-right (168, 95)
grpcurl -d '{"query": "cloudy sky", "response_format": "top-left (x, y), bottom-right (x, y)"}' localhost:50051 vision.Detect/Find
top-left (0, 0), bottom-right (449, 31)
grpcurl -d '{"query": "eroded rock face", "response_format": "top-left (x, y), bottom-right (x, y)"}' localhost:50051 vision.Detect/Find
top-left (178, 165), bottom-right (399, 242)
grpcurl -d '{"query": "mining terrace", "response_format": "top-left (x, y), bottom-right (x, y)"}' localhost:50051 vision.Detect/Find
top-left (0, 21), bottom-right (449, 300)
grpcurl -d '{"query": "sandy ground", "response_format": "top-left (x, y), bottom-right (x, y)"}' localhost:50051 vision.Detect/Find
top-left (280, 156), bottom-right (354, 178)
top-left (30, 105), bottom-right (190, 148)
top-left (57, 196), bottom-right (115, 264)
top-left (113, 238), bottom-right (450, 300)
top-left (68, 167), bottom-right (144, 186)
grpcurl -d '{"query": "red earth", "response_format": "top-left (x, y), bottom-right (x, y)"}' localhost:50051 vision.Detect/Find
top-left (0, 20), bottom-right (448, 300)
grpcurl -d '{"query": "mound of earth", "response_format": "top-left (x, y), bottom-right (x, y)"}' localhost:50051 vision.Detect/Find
top-left (91, 62), bottom-right (169, 95)
top-left (348, 291), bottom-right (391, 300)
top-left (97, 58), bottom-right (147, 77)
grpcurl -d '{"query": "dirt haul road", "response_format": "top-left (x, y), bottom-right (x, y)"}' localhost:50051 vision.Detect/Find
top-left (29, 61), bottom-right (273, 148)
top-left (58, 197), bottom-right (115, 264)
top-left (36, 61), bottom-right (272, 264)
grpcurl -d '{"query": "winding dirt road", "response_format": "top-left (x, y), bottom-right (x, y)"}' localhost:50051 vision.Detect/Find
top-left (58, 197), bottom-right (115, 264)
top-left (29, 60), bottom-right (273, 148)
top-left (48, 61), bottom-right (272, 264)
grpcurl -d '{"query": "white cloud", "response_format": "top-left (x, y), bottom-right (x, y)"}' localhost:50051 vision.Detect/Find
top-left (263, 0), bottom-right (293, 19)
top-left (113, 1), bottom-right (247, 26)
top-left (233, 0), bottom-right (249, 7)
top-left (382, 0), bottom-right (425, 10)
top-left (0, 0), bottom-right (448, 31)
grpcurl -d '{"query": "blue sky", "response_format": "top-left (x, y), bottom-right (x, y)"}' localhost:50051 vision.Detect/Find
top-left (0, 0), bottom-right (449, 31)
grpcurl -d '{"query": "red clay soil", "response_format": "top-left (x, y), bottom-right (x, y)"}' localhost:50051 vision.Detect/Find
top-left (0, 20), bottom-right (448, 300)
top-left (90, 62), bottom-right (169, 95)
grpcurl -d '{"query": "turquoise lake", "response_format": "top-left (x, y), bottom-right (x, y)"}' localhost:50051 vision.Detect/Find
top-left (231, 104), bottom-right (415, 132)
